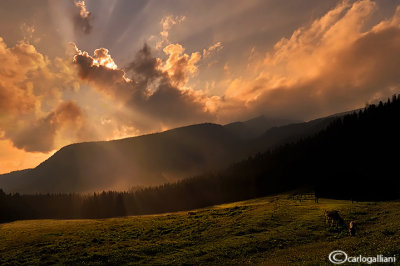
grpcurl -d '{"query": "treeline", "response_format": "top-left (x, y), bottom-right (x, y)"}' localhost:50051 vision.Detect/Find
top-left (125, 94), bottom-right (400, 208)
top-left (1, 95), bottom-right (400, 222)
top-left (0, 191), bottom-right (129, 222)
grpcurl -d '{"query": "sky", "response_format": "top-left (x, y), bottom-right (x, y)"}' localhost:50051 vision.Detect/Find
top-left (0, 0), bottom-right (400, 174)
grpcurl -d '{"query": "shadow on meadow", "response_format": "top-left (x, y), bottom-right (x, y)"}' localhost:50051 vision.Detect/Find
top-left (1, 193), bottom-right (400, 265)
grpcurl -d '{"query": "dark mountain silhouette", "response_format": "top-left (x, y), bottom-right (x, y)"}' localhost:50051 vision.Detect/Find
top-left (224, 115), bottom-right (298, 140)
top-left (0, 124), bottom-right (237, 193)
top-left (0, 117), bottom-right (298, 193)
top-left (120, 96), bottom-right (400, 214)
top-left (1, 96), bottom-right (399, 222)
top-left (251, 109), bottom-right (362, 151)
top-left (0, 110), bottom-right (357, 194)
top-left (100, 94), bottom-right (400, 210)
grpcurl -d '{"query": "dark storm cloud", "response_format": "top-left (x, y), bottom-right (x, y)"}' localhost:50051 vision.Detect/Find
top-left (73, 43), bottom-right (213, 130)
top-left (127, 44), bottom-right (162, 83)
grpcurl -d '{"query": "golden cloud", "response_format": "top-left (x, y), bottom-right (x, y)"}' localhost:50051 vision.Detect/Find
top-left (0, 37), bottom-right (45, 115)
top-left (3, 0), bottom-right (400, 161)
top-left (0, 37), bottom-right (88, 152)
top-left (162, 43), bottom-right (201, 87)
top-left (156, 15), bottom-right (186, 49)
top-left (73, 0), bottom-right (92, 34)
top-left (221, 0), bottom-right (400, 120)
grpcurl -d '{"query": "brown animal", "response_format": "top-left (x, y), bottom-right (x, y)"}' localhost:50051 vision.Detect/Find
top-left (349, 220), bottom-right (357, 236)
top-left (325, 210), bottom-right (344, 227)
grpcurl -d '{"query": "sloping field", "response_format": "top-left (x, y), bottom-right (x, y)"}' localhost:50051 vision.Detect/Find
top-left (1, 194), bottom-right (399, 265)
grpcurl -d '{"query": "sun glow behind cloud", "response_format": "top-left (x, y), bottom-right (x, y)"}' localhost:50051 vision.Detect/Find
top-left (1, 0), bottom-right (400, 174)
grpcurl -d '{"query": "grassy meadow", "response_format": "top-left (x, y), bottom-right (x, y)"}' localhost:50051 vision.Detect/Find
top-left (1, 193), bottom-right (400, 265)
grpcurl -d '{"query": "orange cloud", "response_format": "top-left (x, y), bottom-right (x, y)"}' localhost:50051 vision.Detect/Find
top-left (203, 42), bottom-right (223, 58)
top-left (220, 0), bottom-right (400, 121)
top-left (162, 43), bottom-right (201, 87)
top-left (3, 0), bottom-right (400, 174)
top-left (7, 101), bottom-right (83, 152)
top-left (0, 37), bottom-right (45, 115)
top-left (73, 0), bottom-right (92, 34)
top-left (0, 37), bottom-right (89, 153)
top-left (156, 15), bottom-right (186, 49)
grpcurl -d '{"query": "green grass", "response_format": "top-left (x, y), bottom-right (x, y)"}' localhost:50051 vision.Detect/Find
top-left (1, 193), bottom-right (400, 265)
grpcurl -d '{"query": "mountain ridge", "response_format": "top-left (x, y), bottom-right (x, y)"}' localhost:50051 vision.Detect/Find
top-left (0, 113), bottom-right (347, 193)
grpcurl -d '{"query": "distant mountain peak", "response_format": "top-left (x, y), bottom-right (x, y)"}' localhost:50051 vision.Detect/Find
top-left (224, 115), bottom-right (298, 140)
top-left (0, 114), bottom-right (305, 193)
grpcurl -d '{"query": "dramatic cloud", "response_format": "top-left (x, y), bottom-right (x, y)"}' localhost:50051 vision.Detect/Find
top-left (71, 1), bottom-right (400, 129)
top-left (221, 0), bottom-right (400, 120)
top-left (7, 101), bottom-right (83, 152)
top-left (0, 44), bottom-right (40, 115)
top-left (73, 0), bottom-right (93, 34)
top-left (73, 43), bottom-right (213, 131)
top-left (162, 44), bottom-right (201, 87)
top-left (2, 0), bottom-right (400, 174)
top-left (0, 37), bottom-right (87, 153)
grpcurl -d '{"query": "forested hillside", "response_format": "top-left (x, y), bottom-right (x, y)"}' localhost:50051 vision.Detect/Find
top-left (0, 117), bottom-right (295, 193)
top-left (1, 96), bottom-right (399, 222)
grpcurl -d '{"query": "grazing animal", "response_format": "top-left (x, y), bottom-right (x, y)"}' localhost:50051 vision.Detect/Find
top-left (325, 210), bottom-right (344, 227)
top-left (349, 221), bottom-right (357, 236)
